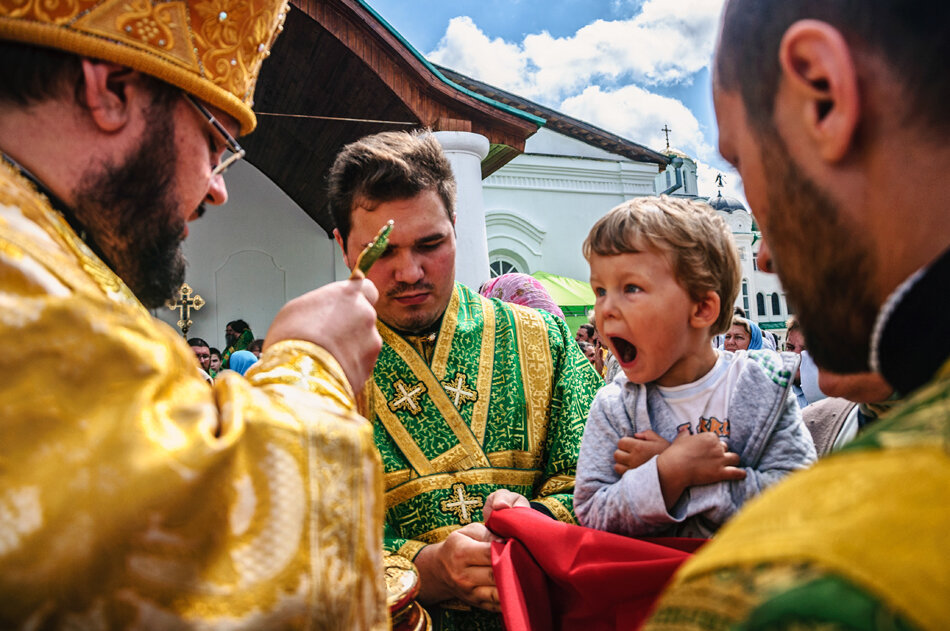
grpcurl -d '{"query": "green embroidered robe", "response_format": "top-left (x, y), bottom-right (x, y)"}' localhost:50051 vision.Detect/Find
top-left (369, 283), bottom-right (602, 630)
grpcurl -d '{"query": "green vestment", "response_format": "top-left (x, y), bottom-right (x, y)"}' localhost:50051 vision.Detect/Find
top-left (370, 283), bottom-right (602, 630)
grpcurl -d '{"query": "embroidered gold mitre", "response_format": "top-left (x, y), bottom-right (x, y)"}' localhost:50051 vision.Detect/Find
top-left (0, 0), bottom-right (288, 133)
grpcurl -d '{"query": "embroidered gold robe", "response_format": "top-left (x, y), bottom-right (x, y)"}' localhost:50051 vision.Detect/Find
top-left (0, 162), bottom-right (387, 629)
top-left (368, 283), bottom-right (602, 630)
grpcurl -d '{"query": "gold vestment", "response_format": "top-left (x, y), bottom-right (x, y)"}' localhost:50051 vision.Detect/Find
top-left (0, 161), bottom-right (387, 629)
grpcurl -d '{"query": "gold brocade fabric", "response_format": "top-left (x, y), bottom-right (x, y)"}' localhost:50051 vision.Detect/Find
top-left (0, 162), bottom-right (388, 629)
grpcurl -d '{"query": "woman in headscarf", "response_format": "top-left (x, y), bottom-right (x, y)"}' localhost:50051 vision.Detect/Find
top-left (724, 316), bottom-right (764, 351)
top-left (478, 273), bottom-right (565, 319)
top-left (227, 350), bottom-right (259, 376)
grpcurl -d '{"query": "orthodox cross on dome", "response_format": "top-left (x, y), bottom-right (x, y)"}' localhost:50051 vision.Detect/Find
top-left (389, 379), bottom-right (427, 415)
top-left (443, 372), bottom-right (477, 408)
top-left (715, 172), bottom-right (725, 194)
top-left (440, 483), bottom-right (484, 524)
top-left (165, 282), bottom-right (204, 336)
top-left (661, 124), bottom-right (672, 150)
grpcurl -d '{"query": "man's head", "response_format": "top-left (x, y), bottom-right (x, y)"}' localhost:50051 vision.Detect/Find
top-left (0, 0), bottom-right (289, 308)
top-left (209, 347), bottom-right (222, 374)
top-left (248, 338), bottom-right (264, 358)
top-left (188, 337), bottom-right (211, 371)
top-left (713, 0), bottom-right (949, 374)
top-left (225, 320), bottom-right (250, 347)
top-left (583, 196), bottom-right (736, 386)
top-left (330, 131), bottom-right (458, 333)
top-left (576, 323), bottom-right (595, 344)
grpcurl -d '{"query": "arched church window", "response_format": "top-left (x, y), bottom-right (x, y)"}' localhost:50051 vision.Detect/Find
top-left (756, 292), bottom-right (766, 317)
top-left (742, 280), bottom-right (750, 315)
top-left (490, 258), bottom-right (520, 278)
top-left (771, 293), bottom-right (781, 316)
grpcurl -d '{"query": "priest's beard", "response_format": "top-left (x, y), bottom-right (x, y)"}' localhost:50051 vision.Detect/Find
top-left (74, 100), bottom-right (186, 310)
top-left (760, 135), bottom-right (879, 374)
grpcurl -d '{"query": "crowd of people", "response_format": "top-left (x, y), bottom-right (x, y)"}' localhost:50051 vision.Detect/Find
top-left (0, 0), bottom-right (946, 629)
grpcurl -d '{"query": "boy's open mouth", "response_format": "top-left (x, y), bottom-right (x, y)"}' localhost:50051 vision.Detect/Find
top-left (611, 337), bottom-right (638, 364)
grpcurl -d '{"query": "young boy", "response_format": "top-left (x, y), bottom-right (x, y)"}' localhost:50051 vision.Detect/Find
top-left (574, 196), bottom-right (816, 538)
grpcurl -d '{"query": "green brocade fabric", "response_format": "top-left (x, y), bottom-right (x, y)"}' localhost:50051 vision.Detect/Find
top-left (370, 283), bottom-right (602, 630)
top-left (222, 328), bottom-right (253, 369)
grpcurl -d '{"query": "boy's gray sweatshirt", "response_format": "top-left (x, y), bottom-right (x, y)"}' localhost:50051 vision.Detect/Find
top-left (575, 350), bottom-right (817, 538)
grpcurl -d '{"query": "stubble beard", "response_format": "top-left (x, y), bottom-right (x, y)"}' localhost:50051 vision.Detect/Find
top-left (761, 135), bottom-right (879, 374)
top-left (73, 97), bottom-right (187, 310)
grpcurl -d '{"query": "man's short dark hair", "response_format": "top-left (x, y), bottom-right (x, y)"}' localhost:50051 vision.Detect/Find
top-left (187, 337), bottom-right (210, 349)
top-left (578, 323), bottom-right (596, 337)
top-left (209, 347), bottom-right (221, 357)
top-left (716, 0), bottom-right (949, 134)
top-left (227, 320), bottom-right (250, 334)
top-left (327, 130), bottom-right (456, 245)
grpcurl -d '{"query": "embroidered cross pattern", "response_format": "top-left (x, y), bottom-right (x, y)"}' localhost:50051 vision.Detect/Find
top-left (443, 372), bottom-right (477, 408)
top-left (440, 483), bottom-right (484, 525)
top-left (388, 379), bottom-right (427, 415)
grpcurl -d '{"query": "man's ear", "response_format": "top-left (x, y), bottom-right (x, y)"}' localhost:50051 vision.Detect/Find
top-left (690, 291), bottom-right (721, 329)
top-left (777, 20), bottom-right (860, 162)
top-left (333, 228), bottom-right (352, 268)
top-left (79, 59), bottom-right (141, 133)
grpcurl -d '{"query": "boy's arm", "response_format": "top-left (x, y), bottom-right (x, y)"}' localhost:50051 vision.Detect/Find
top-left (656, 428), bottom-right (746, 511)
top-left (575, 389), bottom-right (686, 536)
top-left (688, 393), bottom-right (818, 523)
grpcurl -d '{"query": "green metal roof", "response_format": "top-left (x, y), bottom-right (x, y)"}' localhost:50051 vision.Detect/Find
top-left (355, 0), bottom-right (546, 127)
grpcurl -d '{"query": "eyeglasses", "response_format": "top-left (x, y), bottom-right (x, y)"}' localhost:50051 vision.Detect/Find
top-left (183, 93), bottom-right (245, 176)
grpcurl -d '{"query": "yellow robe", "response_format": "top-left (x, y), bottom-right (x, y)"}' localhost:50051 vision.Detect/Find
top-left (0, 161), bottom-right (387, 629)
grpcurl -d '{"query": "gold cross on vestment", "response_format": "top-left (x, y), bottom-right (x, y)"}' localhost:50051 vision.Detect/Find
top-left (388, 379), bottom-right (427, 415)
top-left (165, 282), bottom-right (204, 336)
top-left (443, 372), bottom-right (477, 408)
top-left (440, 483), bottom-right (484, 524)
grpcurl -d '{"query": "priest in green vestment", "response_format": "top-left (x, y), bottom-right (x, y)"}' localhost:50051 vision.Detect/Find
top-left (330, 130), bottom-right (603, 630)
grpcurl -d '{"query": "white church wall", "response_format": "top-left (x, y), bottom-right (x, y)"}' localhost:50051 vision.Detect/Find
top-left (524, 127), bottom-right (631, 161)
top-left (155, 160), bottom-right (338, 351)
top-left (483, 140), bottom-right (660, 283)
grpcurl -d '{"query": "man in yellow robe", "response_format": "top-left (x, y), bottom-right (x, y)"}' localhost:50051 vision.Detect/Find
top-left (644, 1), bottom-right (949, 629)
top-left (0, 1), bottom-right (387, 628)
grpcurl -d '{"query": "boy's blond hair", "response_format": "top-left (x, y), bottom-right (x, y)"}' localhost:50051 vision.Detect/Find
top-left (583, 195), bottom-right (740, 335)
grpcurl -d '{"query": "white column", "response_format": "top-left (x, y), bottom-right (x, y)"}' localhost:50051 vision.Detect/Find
top-left (434, 131), bottom-right (490, 290)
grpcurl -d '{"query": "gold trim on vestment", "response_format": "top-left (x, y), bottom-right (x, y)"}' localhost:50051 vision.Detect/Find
top-left (471, 294), bottom-right (495, 443)
top-left (384, 469), bottom-right (414, 489)
top-left (537, 474), bottom-right (575, 497)
top-left (511, 304), bottom-right (554, 452)
top-left (487, 450), bottom-right (540, 470)
top-left (534, 497), bottom-right (576, 524)
top-left (415, 524), bottom-right (463, 544)
top-left (396, 539), bottom-right (427, 561)
top-left (385, 468), bottom-right (541, 509)
top-left (374, 382), bottom-right (435, 476)
top-left (430, 288), bottom-right (459, 379)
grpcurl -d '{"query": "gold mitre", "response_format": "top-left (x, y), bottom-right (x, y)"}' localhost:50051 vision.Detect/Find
top-left (0, 0), bottom-right (289, 134)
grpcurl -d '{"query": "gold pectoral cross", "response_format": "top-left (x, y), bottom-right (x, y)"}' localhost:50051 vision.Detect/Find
top-left (442, 372), bottom-right (477, 409)
top-left (388, 379), bottom-right (427, 416)
top-left (165, 282), bottom-right (204, 336)
top-left (440, 483), bottom-right (484, 525)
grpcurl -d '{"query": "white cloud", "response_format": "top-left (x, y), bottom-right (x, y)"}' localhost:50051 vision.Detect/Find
top-left (559, 84), bottom-right (713, 159)
top-left (429, 0), bottom-right (725, 103)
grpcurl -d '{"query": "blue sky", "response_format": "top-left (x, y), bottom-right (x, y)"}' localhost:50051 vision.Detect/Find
top-left (365, 0), bottom-right (744, 201)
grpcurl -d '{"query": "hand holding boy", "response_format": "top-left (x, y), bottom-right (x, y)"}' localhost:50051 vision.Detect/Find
top-left (614, 430), bottom-right (671, 475)
top-left (656, 428), bottom-right (746, 510)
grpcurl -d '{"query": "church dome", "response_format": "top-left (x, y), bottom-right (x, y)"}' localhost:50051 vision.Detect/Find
top-left (664, 147), bottom-right (694, 162)
top-left (707, 190), bottom-right (747, 213)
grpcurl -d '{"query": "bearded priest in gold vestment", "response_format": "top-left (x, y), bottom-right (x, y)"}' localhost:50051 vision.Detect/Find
top-left (0, 0), bottom-right (387, 628)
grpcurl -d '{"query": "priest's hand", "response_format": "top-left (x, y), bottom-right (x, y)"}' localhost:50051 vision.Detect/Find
top-left (263, 278), bottom-right (381, 391)
top-left (614, 430), bottom-right (671, 475)
top-left (482, 489), bottom-right (531, 523)
top-left (414, 523), bottom-right (503, 612)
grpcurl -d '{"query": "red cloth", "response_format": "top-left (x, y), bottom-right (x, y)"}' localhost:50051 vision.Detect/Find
top-left (488, 508), bottom-right (705, 631)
